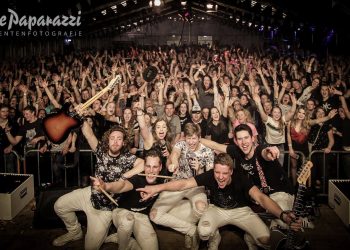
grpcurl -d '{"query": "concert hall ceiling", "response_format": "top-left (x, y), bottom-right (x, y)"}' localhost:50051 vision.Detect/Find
top-left (4, 0), bottom-right (350, 36)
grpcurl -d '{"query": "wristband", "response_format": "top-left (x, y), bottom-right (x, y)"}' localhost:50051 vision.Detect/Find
top-left (279, 211), bottom-right (288, 222)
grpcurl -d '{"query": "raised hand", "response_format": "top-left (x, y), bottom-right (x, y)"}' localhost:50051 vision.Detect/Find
top-left (90, 176), bottom-right (106, 191)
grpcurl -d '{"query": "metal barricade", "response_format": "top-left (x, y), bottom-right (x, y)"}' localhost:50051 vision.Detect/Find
top-left (2, 150), bottom-right (22, 174)
top-left (23, 148), bottom-right (95, 187)
top-left (309, 150), bottom-right (350, 196)
top-left (280, 150), bottom-right (306, 178)
top-left (24, 149), bottom-right (41, 186)
top-left (79, 149), bottom-right (95, 180)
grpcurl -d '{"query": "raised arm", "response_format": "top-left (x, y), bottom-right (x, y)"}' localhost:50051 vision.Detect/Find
top-left (199, 138), bottom-right (227, 153)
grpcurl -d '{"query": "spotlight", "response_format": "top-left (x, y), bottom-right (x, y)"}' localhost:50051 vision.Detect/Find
top-left (154, 0), bottom-right (161, 7)
top-left (181, 1), bottom-right (187, 7)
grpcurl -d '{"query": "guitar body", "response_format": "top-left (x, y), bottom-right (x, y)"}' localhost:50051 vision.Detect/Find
top-left (270, 227), bottom-right (310, 250)
top-left (43, 103), bottom-right (82, 144)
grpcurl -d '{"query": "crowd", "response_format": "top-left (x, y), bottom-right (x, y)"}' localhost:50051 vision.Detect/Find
top-left (0, 44), bottom-right (349, 249)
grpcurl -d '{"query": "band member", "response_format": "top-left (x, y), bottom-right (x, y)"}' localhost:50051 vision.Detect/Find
top-left (150, 123), bottom-right (214, 249)
top-left (137, 153), bottom-right (302, 250)
top-left (201, 124), bottom-right (293, 218)
top-left (52, 118), bottom-right (144, 250)
top-left (90, 149), bottom-right (164, 250)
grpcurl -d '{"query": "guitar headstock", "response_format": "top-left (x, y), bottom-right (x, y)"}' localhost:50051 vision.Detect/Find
top-left (297, 161), bottom-right (313, 185)
top-left (107, 75), bottom-right (122, 90)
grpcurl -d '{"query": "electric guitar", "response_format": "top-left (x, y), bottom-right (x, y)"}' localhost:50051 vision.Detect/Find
top-left (270, 161), bottom-right (313, 250)
top-left (43, 75), bottom-right (121, 144)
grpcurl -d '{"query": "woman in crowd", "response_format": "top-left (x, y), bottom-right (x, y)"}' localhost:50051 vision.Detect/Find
top-left (117, 107), bottom-right (140, 154)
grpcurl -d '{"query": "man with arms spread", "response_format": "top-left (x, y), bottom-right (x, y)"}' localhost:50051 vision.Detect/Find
top-left (201, 124), bottom-right (295, 229)
top-left (137, 153), bottom-right (301, 250)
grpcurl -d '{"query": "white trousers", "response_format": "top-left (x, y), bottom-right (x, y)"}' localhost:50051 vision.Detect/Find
top-left (54, 187), bottom-right (112, 250)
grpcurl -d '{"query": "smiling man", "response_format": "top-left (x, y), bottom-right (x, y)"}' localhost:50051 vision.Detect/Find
top-left (90, 149), bottom-right (164, 250)
top-left (137, 153), bottom-right (301, 250)
top-left (149, 123), bottom-right (214, 249)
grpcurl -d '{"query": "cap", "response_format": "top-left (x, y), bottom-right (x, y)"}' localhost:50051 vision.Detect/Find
top-left (192, 105), bottom-right (201, 113)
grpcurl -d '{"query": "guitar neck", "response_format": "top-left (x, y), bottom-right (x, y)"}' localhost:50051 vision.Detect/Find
top-left (285, 184), bottom-right (306, 249)
top-left (80, 87), bottom-right (111, 110)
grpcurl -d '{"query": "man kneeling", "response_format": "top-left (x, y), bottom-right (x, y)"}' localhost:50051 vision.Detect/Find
top-left (137, 153), bottom-right (301, 250)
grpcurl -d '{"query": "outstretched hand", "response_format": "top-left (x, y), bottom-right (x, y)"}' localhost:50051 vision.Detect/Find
top-left (264, 146), bottom-right (280, 161)
top-left (136, 185), bottom-right (159, 202)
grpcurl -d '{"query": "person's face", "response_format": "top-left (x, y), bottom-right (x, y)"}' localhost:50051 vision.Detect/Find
top-left (211, 108), bottom-right (220, 121)
top-left (316, 108), bottom-right (325, 119)
top-left (185, 133), bottom-right (200, 151)
top-left (201, 108), bottom-right (209, 120)
top-left (233, 101), bottom-right (241, 111)
top-left (106, 103), bottom-right (116, 116)
top-left (179, 103), bottom-right (187, 115)
top-left (9, 109), bottom-right (15, 119)
top-left (23, 110), bottom-right (35, 122)
top-left (10, 97), bottom-right (17, 107)
top-left (339, 108), bottom-right (346, 119)
top-left (144, 156), bottom-right (162, 184)
top-left (92, 100), bottom-right (102, 111)
top-left (321, 86), bottom-right (329, 99)
top-left (236, 110), bottom-right (246, 123)
top-left (292, 80), bottom-right (301, 90)
top-left (123, 109), bottom-right (132, 122)
top-left (297, 108), bottom-right (306, 120)
top-left (272, 107), bottom-right (282, 121)
top-left (260, 94), bottom-right (268, 104)
top-left (38, 109), bottom-right (46, 119)
top-left (306, 100), bottom-right (315, 111)
top-left (240, 95), bottom-right (248, 106)
top-left (263, 102), bottom-right (272, 114)
top-left (42, 96), bottom-right (49, 105)
top-left (203, 76), bottom-right (211, 89)
top-left (282, 94), bottom-right (290, 105)
top-left (191, 111), bottom-right (201, 122)
top-left (165, 104), bottom-right (174, 117)
top-left (0, 107), bottom-right (9, 120)
top-left (82, 90), bottom-right (90, 100)
top-left (214, 163), bottom-right (233, 189)
top-left (231, 88), bottom-right (238, 97)
top-left (155, 120), bottom-right (168, 140)
top-left (235, 130), bottom-right (254, 156)
top-left (108, 131), bottom-right (124, 155)
top-left (145, 99), bottom-right (153, 108)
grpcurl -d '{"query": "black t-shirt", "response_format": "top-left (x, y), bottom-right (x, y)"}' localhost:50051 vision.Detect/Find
top-left (194, 169), bottom-right (253, 209)
top-left (206, 117), bottom-right (230, 144)
top-left (118, 175), bottom-right (163, 214)
top-left (226, 144), bottom-right (293, 195)
top-left (17, 119), bottom-right (44, 149)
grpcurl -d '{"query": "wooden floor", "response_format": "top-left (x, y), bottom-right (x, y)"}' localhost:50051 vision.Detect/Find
top-left (0, 199), bottom-right (349, 250)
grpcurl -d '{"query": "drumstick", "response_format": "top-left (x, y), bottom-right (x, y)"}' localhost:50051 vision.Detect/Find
top-left (138, 173), bottom-right (175, 179)
top-left (99, 186), bottom-right (118, 206)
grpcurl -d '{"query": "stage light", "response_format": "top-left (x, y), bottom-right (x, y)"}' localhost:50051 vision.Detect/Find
top-left (111, 5), bottom-right (117, 10)
top-left (101, 9), bottom-right (107, 15)
top-left (206, 3), bottom-right (213, 9)
top-left (154, 0), bottom-right (161, 7)
top-left (181, 1), bottom-right (187, 7)
top-left (121, 1), bottom-right (127, 7)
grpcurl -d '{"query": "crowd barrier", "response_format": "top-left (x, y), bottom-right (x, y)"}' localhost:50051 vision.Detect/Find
top-left (308, 150), bottom-right (350, 196)
top-left (3, 149), bottom-right (349, 192)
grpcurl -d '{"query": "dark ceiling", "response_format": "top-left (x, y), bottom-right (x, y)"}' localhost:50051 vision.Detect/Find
top-left (2, 0), bottom-right (349, 37)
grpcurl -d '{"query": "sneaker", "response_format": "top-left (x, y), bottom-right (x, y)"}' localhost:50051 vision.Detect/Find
top-left (301, 217), bottom-right (314, 229)
top-left (105, 233), bottom-right (118, 243)
top-left (52, 230), bottom-right (83, 246)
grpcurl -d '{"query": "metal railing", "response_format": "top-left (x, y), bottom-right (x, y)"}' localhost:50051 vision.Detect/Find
top-left (2, 150), bottom-right (22, 174)
top-left (21, 148), bottom-right (95, 187)
top-left (308, 150), bottom-right (350, 196)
